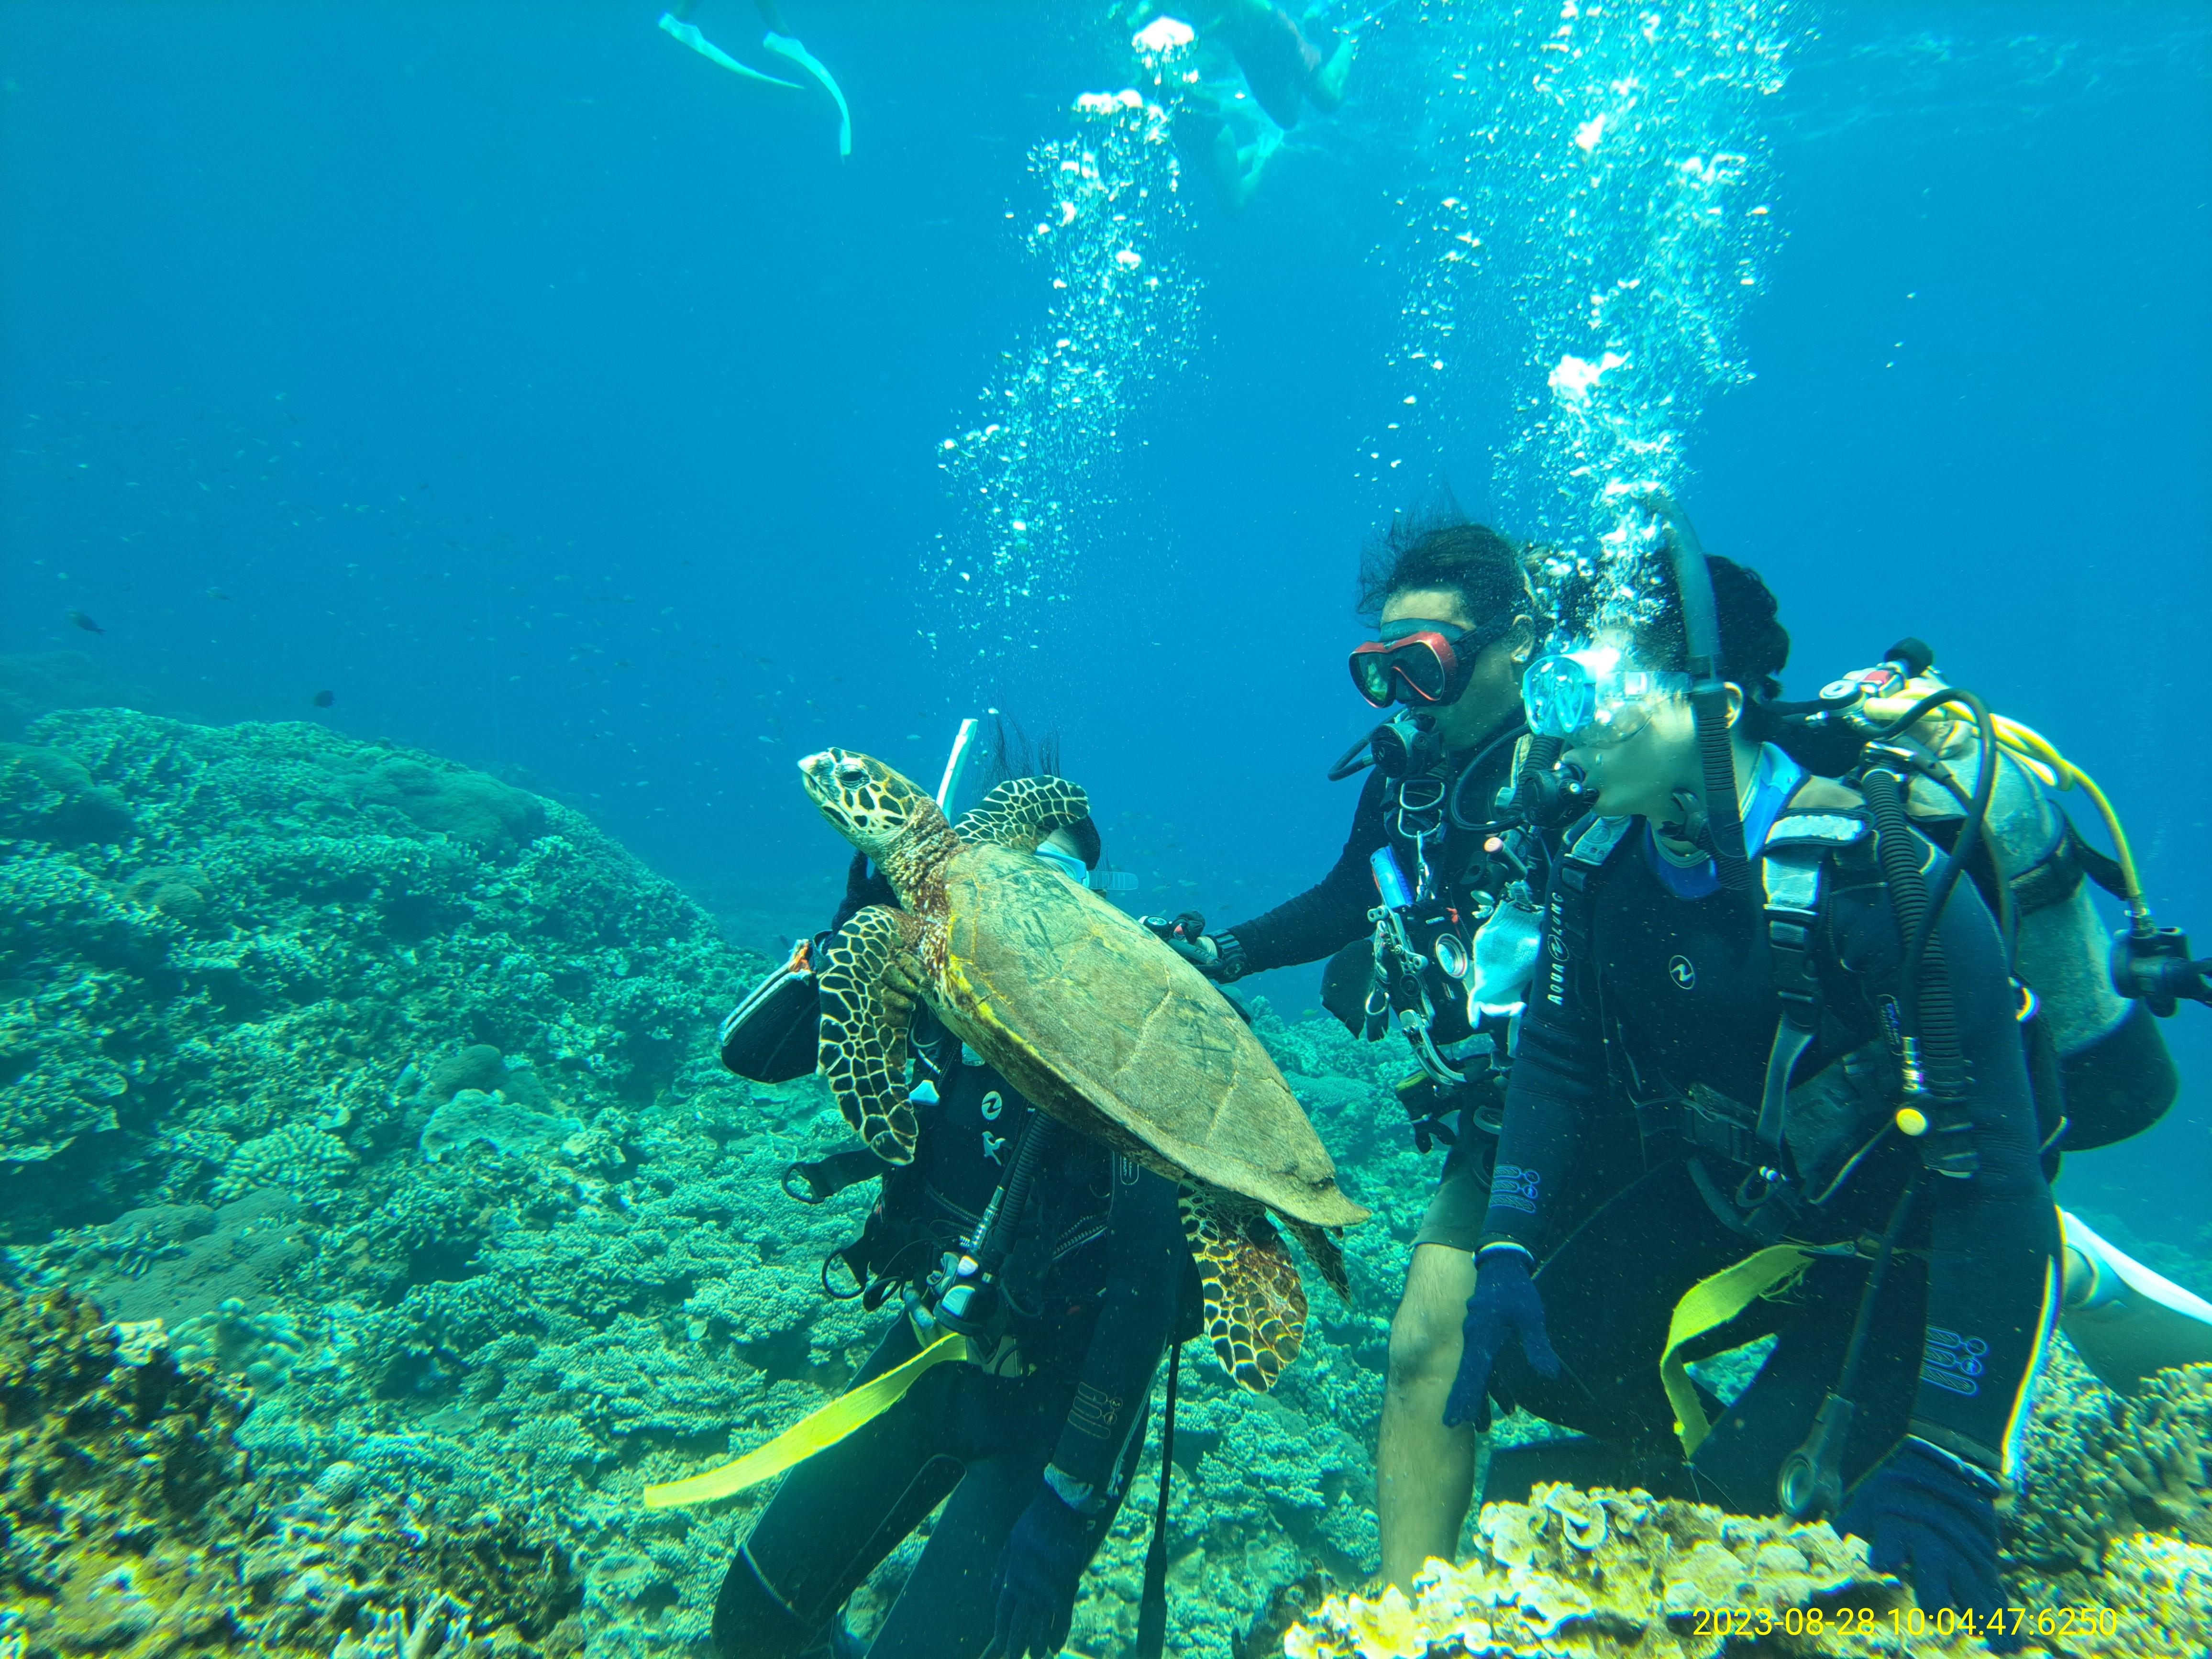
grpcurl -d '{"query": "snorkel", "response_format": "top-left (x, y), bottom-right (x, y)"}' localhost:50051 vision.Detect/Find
top-left (1655, 498), bottom-right (1755, 896)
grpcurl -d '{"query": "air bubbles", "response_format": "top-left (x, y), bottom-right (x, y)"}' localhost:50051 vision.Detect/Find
top-left (1378, 0), bottom-right (1794, 638)
top-left (934, 70), bottom-right (1199, 670)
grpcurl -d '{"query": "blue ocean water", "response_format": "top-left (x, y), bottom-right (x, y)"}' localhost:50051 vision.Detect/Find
top-left (3, 7), bottom-right (2211, 1633)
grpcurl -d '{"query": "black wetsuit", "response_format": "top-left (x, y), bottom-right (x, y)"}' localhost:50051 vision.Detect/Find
top-left (1214, 733), bottom-right (1544, 1233)
top-left (1478, 799), bottom-right (2060, 1503)
top-left (714, 872), bottom-right (1191, 1659)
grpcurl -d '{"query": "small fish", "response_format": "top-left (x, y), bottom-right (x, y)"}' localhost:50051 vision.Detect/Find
top-left (311, 689), bottom-right (335, 708)
top-left (206, 587), bottom-right (231, 600)
top-left (67, 609), bottom-right (105, 634)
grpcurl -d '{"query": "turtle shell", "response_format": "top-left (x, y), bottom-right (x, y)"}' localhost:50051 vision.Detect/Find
top-left (933, 842), bottom-right (1368, 1231)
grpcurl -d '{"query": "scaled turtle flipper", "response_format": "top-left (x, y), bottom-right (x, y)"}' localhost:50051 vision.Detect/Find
top-left (817, 904), bottom-right (923, 1163)
top-left (955, 775), bottom-right (1092, 853)
top-left (1180, 1188), bottom-right (1307, 1393)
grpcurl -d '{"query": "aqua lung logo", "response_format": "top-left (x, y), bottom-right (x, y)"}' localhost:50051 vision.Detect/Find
top-left (1921, 1327), bottom-right (1988, 1397)
top-left (1668, 954), bottom-right (1697, 991)
top-left (1489, 1164), bottom-right (1540, 1216)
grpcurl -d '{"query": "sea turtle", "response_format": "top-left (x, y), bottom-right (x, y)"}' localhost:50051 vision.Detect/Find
top-left (798, 748), bottom-right (1369, 1392)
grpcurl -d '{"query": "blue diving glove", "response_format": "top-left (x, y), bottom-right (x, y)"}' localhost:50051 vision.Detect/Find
top-left (1837, 1438), bottom-right (2012, 1650)
top-left (1443, 1245), bottom-right (1560, 1428)
top-left (989, 1481), bottom-right (1094, 1659)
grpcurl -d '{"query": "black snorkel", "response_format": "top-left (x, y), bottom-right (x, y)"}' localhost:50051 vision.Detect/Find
top-left (1652, 496), bottom-right (1754, 896)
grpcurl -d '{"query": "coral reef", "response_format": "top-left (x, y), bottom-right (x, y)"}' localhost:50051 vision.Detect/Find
top-left (0, 707), bottom-right (751, 1229)
top-left (9, 705), bottom-right (2212, 1659)
top-left (0, 1281), bottom-right (580, 1658)
top-left (1284, 1484), bottom-right (1913, 1659)
top-left (0, 650), bottom-right (152, 742)
top-left (1285, 1483), bottom-right (2212, 1658)
top-left (2004, 1343), bottom-right (2212, 1599)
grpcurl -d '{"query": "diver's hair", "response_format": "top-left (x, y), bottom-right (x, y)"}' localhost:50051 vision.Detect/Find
top-left (979, 717), bottom-right (1101, 868)
top-left (1624, 553), bottom-right (1792, 710)
top-left (1356, 506), bottom-right (1537, 635)
top-left (981, 716), bottom-right (1060, 786)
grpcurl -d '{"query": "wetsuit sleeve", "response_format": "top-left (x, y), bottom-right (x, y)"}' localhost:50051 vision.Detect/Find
top-left (828, 852), bottom-right (896, 933)
top-left (1048, 1162), bottom-right (1186, 1495)
top-left (1834, 870), bottom-right (2060, 1477)
top-left (1478, 876), bottom-right (1609, 1254)
top-left (1219, 770), bottom-right (1390, 974)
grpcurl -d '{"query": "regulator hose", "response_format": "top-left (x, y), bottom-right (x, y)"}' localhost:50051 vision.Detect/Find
top-left (1870, 686), bottom-right (2002, 994)
top-left (976, 1108), bottom-right (1055, 1278)
top-left (1860, 767), bottom-right (1977, 1177)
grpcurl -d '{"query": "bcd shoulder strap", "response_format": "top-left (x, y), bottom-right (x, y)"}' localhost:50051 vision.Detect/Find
top-left (1756, 812), bottom-right (1872, 1159)
top-left (1540, 815), bottom-right (1635, 1013)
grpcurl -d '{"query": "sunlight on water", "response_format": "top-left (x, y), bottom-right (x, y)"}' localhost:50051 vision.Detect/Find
top-left (1371, 0), bottom-right (1794, 622)
top-left (930, 29), bottom-right (1202, 670)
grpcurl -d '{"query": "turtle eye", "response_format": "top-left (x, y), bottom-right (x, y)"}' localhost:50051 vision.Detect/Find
top-left (836, 761), bottom-right (868, 783)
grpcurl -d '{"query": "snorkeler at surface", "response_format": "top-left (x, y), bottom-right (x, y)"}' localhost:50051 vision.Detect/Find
top-left (660, 0), bottom-right (852, 157)
top-left (1447, 536), bottom-right (2058, 1637)
top-left (703, 742), bottom-right (1191, 1659)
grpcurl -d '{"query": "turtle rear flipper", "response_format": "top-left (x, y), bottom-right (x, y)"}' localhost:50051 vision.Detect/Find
top-left (955, 776), bottom-right (1091, 854)
top-left (818, 905), bottom-right (923, 1163)
top-left (1180, 1188), bottom-right (1308, 1393)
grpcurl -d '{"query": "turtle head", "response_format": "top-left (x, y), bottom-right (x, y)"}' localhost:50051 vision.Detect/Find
top-left (798, 750), bottom-right (950, 866)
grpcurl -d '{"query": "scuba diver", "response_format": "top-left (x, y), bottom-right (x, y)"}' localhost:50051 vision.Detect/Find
top-left (1788, 635), bottom-right (2207, 1396)
top-left (1128, 3), bottom-right (1356, 212)
top-left (1146, 515), bottom-right (1559, 1590)
top-left (1162, 503), bottom-right (2209, 1601)
top-left (1449, 520), bottom-right (2063, 1631)
top-left (660, 0), bottom-right (852, 158)
top-left (696, 736), bottom-right (1194, 1659)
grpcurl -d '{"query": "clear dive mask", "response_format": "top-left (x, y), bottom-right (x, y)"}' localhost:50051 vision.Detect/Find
top-left (1035, 843), bottom-right (1092, 886)
top-left (1521, 644), bottom-right (1690, 747)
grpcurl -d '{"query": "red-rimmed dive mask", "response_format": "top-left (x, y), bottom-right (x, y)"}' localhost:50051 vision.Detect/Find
top-left (1349, 618), bottom-right (1490, 708)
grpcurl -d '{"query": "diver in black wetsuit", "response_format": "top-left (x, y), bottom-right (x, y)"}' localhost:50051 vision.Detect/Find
top-left (1147, 517), bottom-right (1572, 1589)
top-left (1449, 527), bottom-right (2057, 1637)
top-left (711, 818), bottom-right (1192, 1659)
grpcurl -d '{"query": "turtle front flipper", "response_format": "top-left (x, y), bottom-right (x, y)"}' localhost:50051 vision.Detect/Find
top-left (818, 904), bottom-right (924, 1164)
top-left (954, 776), bottom-right (1091, 854)
top-left (1179, 1188), bottom-right (1308, 1393)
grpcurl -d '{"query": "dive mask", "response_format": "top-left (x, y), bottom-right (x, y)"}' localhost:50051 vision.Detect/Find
top-left (1035, 843), bottom-right (1093, 886)
top-left (1521, 644), bottom-right (1690, 746)
top-left (1350, 617), bottom-right (1502, 708)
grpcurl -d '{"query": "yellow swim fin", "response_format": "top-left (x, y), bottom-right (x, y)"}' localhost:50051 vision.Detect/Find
top-left (644, 1330), bottom-right (969, 1508)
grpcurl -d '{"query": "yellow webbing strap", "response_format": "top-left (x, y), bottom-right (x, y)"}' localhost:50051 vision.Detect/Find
top-left (1660, 1245), bottom-right (1817, 1459)
top-left (644, 1330), bottom-right (970, 1509)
